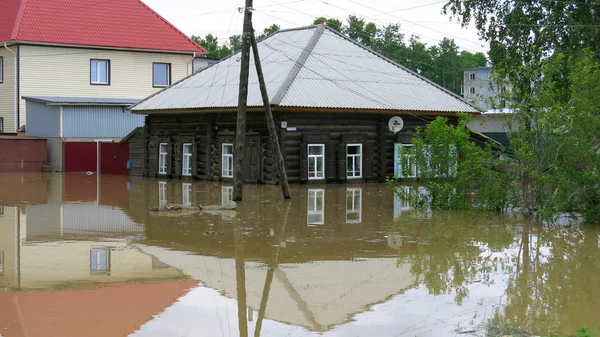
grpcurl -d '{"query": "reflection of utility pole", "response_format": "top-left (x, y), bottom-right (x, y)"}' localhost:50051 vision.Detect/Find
top-left (235, 224), bottom-right (248, 337)
top-left (250, 32), bottom-right (291, 200)
top-left (232, 0), bottom-right (254, 202)
top-left (254, 201), bottom-right (292, 337)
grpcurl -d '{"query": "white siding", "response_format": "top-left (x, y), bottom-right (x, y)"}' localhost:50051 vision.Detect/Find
top-left (19, 45), bottom-right (194, 125)
top-left (0, 47), bottom-right (17, 132)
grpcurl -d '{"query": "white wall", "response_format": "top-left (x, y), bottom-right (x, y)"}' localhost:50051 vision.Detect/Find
top-left (0, 47), bottom-right (17, 132)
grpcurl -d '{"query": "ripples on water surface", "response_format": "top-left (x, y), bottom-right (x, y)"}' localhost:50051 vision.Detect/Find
top-left (0, 173), bottom-right (598, 337)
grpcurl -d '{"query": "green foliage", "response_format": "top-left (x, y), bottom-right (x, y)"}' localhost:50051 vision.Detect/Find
top-left (395, 114), bottom-right (514, 213)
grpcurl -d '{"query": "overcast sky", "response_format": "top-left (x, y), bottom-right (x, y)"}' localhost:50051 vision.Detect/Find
top-left (141, 0), bottom-right (488, 54)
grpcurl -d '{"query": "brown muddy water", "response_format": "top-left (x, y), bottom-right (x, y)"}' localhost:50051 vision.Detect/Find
top-left (0, 173), bottom-right (599, 337)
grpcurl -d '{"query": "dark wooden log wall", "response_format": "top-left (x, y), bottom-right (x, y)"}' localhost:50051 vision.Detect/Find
top-left (129, 111), bottom-right (447, 183)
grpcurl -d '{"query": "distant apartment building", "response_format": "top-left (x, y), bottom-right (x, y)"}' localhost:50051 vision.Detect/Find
top-left (462, 67), bottom-right (515, 147)
top-left (461, 66), bottom-right (510, 111)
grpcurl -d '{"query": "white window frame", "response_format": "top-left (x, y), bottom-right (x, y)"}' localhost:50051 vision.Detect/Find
top-left (394, 144), bottom-right (417, 178)
top-left (158, 181), bottom-right (167, 207)
top-left (182, 143), bottom-right (192, 176)
top-left (307, 189), bottom-right (325, 225)
top-left (346, 143), bottom-right (362, 179)
top-left (158, 143), bottom-right (168, 174)
top-left (153, 62), bottom-right (171, 87)
top-left (222, 143), bottom-right (234, 178)
top-left (469, 87), bottom-right (476, 94)
top-left (182, 183), bottom-right (192, 206)
top-left (0, 57), bottom-right (3, 83)
top-left (469, 73), bottom-right (475, 80)
top-left (221, 185), bottom-right (234, 205)
top-left (346, 188), bottom-right (362, 223)
top-left (90, 248), bottom-right (110, 275)
top-left (90, 59), bottom-right (110, 85)
top-left (307, 144), bottom-right (325, 180)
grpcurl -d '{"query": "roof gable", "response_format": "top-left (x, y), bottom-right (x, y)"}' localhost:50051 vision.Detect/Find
top-left (0, 0), bottom-right (206, 53)
top-left (132, 25), bottom-right (478, 113)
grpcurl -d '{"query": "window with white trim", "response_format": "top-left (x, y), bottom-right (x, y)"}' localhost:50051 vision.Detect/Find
top-left (158, 143), bottom-right (168, 174)
top-left (308, 144), bottom-right (325, 179)
top-left (0, 57), bottom-right (3, 83)
top-left (182, 143), bottom-right (192, 176)
top-left (469, 87), bottom-right (476, 94)
top-left (469, 73), bottom-right (475, 80)
top-left (346, 188), bottom-right (362, 223)
top-left (158, 181), bottom-right (167, 207)
top-left (90, 59), bottom-right (110, 85)
top-left (222, 186), bottom-right (233, 205)
top-left (346, 144), bottom-right (362, 178)
top-left (394, 144), bottom-right (417, 178)
top-left (153, 63), bottom-right (171, 87)
top-left (182, 183), bottom-right (192, 206)
top-left (222, 143), bottom-right (234, 178)
top-left (307, 189), bottom-right (325, 225)
top-left (90, 248), bottom-right (110, 275)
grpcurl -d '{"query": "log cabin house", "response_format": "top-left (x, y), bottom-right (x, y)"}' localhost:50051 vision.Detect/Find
top-left (126, 25), bottom-right (479, 184)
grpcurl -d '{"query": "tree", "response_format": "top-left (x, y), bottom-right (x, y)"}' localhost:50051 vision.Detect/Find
top-left (257, 24), bottom-right (281, 40)
top-left (312, 17), bottom-right (343, 32)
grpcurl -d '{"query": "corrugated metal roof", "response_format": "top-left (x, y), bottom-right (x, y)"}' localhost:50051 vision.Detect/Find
top-left (132, 25), bottom-right (479, 113)
top-left (23, 96), bottom-right (140, 106)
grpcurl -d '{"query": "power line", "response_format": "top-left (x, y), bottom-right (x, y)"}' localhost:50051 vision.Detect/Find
top-left (366, 0), bottom-right (448, 17)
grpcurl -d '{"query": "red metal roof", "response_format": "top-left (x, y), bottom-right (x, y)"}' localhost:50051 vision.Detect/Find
top-left (0, 0), bottom-right (207, 54)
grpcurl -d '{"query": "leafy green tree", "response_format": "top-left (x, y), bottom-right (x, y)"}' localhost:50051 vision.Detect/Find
top-left (257, 24), bottom-right (281, 40)
top-left (312, 17), bottom-right (344, 31)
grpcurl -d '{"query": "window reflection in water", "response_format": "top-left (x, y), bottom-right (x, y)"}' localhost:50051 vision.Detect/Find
top-left (307, 189), bottom-right (325, 225)
top-left (221, 186), bottom-right (233, 205)
top-left (158, 181), bottom-right (167, 207)
top-left (346, 188), bottom-right (362, 223)
top-left (393, 186), bottom-right (432, 220)
top-left (182, 183), bottom-right (192, 206)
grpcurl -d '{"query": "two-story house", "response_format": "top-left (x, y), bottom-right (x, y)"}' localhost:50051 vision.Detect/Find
top-left (0, 0), bottom-right (207, 134)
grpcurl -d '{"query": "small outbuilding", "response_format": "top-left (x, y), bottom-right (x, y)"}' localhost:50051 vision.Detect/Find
top-left (24, 96), bottom-right (142, 173)
top-left (127, 25), bottom-right (479, 184)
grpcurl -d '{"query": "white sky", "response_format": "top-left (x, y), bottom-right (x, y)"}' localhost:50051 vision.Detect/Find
top-left (141, 0), bottom-right (489, 54)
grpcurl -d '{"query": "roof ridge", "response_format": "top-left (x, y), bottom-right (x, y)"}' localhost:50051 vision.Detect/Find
top-left (134, 0), bottom-right (207, 54)
top-left (271, 25), bottom-right (324, 105)
top-left (11, 0), bottom-right (27, 40)
top-left (320, 25), bottom-right (480, 111)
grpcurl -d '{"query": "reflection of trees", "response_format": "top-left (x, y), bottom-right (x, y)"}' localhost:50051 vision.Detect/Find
top-left (392, 213), bottom-right (600, 335)
top-left (392, 213), bottom-right (519, 304)
top-left (494, 225), bottom-right (600, 335)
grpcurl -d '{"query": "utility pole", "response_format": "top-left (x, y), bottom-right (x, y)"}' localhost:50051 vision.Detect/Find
top-left (232, 0), bottom-right (254, 202)
top-left (250, 32), bottom-right (291, 200)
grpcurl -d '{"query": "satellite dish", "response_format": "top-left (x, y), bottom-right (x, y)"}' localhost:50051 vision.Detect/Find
top-left (388, 116), bottom-right (404, 133)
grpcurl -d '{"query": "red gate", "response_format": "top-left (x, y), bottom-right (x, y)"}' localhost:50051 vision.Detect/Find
top-left (100, 142), bottom-right (129, 175)
top-left (63, 142), bottom-right (97, 172)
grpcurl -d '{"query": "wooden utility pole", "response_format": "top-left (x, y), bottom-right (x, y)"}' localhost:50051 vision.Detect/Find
top-left (232, 0), bottom-right (254, 202)
top-left (250, 32), bottom-right (292, 199)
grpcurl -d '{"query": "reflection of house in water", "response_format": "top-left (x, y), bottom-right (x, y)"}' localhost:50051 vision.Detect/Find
top-left (0, 173), bottom-right (186, 291)
top-left (393, 186), bottom-right (432, 220)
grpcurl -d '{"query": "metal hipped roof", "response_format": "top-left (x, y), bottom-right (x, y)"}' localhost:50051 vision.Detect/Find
top-left (131, 25), bottom-right (479, 114)
top-left (23, 96), bottom-right (140, 106)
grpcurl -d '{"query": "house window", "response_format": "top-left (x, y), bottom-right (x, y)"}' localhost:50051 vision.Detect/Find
top-left (469, 73), bottom-right (475, 80)
top-left (182, 143), bottom-right (192, 176)
top-left (346, 188), bottom-right (362, 223)
top-left (307, 144), bottom-right (325, 179)
top-left (460, 86), bottom-right (464, 95)
top-left (222, 143), bottom-right (234, 178)
top-left (90, 59), bottom-right (110, 85)
top-left (153, 63), bottom-right (171, 87)
top-left (0, 57), bottom-right (3, 83)
top-left (158, 181), bottom-right (167, 207)
top-left (182, 183), bottom-right (192, 206)
top-left (346, 144), bottom-right (362, 179)
top-left (394, 144), bottom-right (417, 178)
top-left (90, 248), bottom-right (110, 275)
top-left (307, 189), bottom-right (325, 225)
top-left (158, 143), bottom-right (168, 174)
top-left (222, 186), bottom-right (234, 205)
top-left (469, 87), bottom-right (476, 94)
top-left (0, 117), bottom-right (3, 133)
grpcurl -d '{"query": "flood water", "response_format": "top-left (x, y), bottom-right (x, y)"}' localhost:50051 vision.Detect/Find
top-left (0, 173), bottom-right (599, 337)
